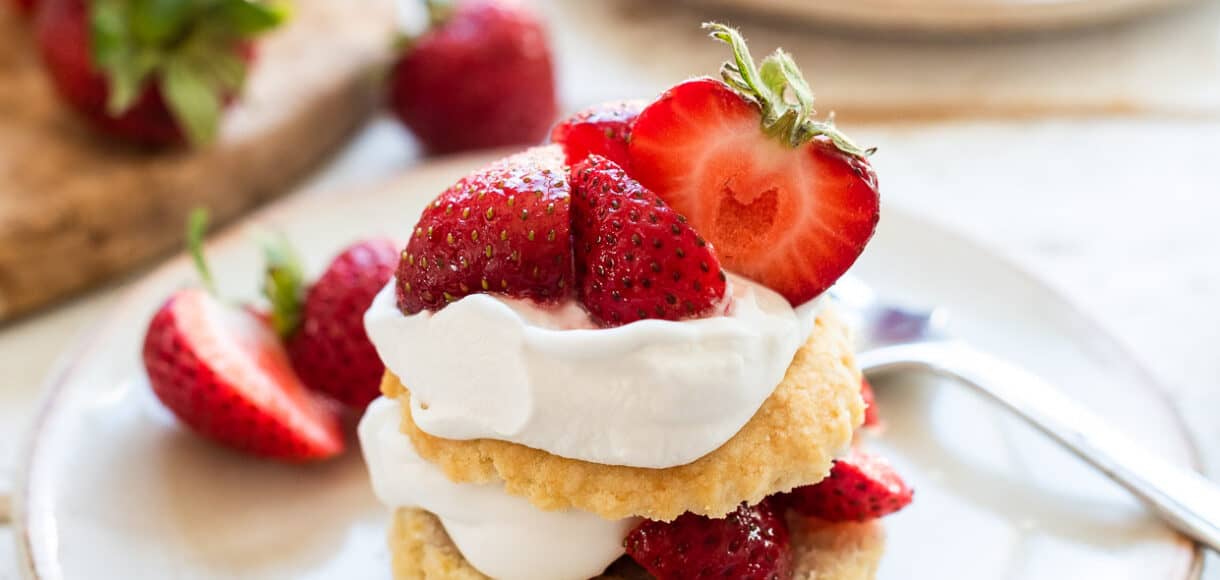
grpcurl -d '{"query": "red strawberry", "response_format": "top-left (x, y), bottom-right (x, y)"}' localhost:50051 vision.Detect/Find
top-left (550, 100), bottom-right (645, 168)
top-left (783, 447), bottom-right (913, 522)
top-left (570, 155), bottom-right (727, 326)
top-left (264, 238), bottom-right (400, 411)
top-left (35, 0), bottom-right (282, 146)
top-left (388, 0), bottom-right (557, 154)
top-left (142, 288), bottom-right (344, 461)
top-left (397, 146), bottom-right (573, 314)
top-left (625, 501), bottom-right (793, 580)
top-left (629, 24), bottom-right (879, 305)
top-left (861, 376), bottom-right (880, 427)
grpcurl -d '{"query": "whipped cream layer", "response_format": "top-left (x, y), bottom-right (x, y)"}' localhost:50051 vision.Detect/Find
top-left (360, 397), bottom-right (633, 580)
top-left (365, 274), bottom-right (821, 469)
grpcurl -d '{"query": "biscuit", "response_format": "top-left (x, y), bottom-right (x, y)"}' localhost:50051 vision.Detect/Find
top-left (388, 507), bottom-right (884, 580)
top-left (383, 309), bottom-right (864, 521)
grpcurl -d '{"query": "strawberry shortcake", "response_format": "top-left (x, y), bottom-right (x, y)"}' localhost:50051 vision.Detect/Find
top-left (359, 23), bottom-right (912, 580)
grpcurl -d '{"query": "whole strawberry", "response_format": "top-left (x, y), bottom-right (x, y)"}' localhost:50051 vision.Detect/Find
top-left (625, 501), bottom-right (793, 580)
top-left (397, 146), bottom-right (573, 314)
top-left (388, 0), bottom-right (557, 154)
top-left (35, 0), bottom-right (284, 146)
top-left (263, 238), bottom-right (400, 411)
top-left (629, 24), bottom-right (880, 305)
top-left (142, 211), bottom-right (344, 462)
top-left (550, 100), bottom-right (645, 169)
top-left (783, 447), bottom-right (913, 522)
top-left (570, 155), bottom-right (727, 326)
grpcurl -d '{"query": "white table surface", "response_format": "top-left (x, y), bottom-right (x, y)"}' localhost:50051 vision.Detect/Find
top-left (3, 0), bottom-right (1220, 577)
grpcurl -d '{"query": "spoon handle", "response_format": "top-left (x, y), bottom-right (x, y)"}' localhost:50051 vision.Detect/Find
top-left (858, 340), bottom-right (1220, 552)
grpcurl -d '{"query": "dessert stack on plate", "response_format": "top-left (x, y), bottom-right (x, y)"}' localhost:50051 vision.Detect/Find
top-left (358, 23), bottom-right (913, 580)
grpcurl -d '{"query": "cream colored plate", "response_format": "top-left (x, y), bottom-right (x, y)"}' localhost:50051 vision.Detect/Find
top-left (14, 152), bottom-right (1201, 578)
top-left (685, 0), bottom-right (1189, 33)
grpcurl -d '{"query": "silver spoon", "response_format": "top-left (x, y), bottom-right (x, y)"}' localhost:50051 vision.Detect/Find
top-left (833, 275), bottom-right (1220, 552)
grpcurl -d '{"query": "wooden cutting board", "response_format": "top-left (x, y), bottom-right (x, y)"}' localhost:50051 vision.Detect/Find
top-left (0, 1), bottom-right (395, 322)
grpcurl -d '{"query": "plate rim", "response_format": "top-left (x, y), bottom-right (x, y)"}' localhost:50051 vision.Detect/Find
top-left (692, 0), bottom-right (1193, 33)
top-left (12, 152), bottom-right (1206, 580)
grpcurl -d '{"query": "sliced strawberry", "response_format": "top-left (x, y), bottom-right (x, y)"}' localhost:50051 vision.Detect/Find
top-left (570, 155), bottom-right (727, 327)
top-left (397, 146), bottom-right (573, 314)
top-left (550, 100), bottom-right (645, 168)
top-left (783, 447), bottom-right (912, 522)
top-left (142, 288), bottom-right (344, 461)
top-left (625, 500), bottom-right (793, 580)
top-left (629, 25), bottom-right (879, 305)
top-left (861, 376), bottom-right (880, 427)
top-left (268, 238), bottom-right (400, 411)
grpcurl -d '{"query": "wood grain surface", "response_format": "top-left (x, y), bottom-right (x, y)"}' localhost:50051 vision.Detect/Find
top-left (0, 1), bottom-right (395, 322)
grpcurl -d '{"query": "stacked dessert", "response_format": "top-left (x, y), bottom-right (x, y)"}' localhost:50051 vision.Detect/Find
top-left (359, 24), bottom-right (913, 580)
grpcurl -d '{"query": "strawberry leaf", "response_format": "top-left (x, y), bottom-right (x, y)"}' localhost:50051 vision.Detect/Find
top-left (186, 208), bottom-right (216, 295)
top-left (259, 233), bottom-right (305, 339)
top-left (129, 0), bottom-right (194, 45)
top-left (86, 0), bottom-right (287, 145)
top-left (214, 0), bottom-right (288, 35)
top-left (702, 22), bottom-right (872, 158)
top-left (162, 56), bottom-right (224, 146)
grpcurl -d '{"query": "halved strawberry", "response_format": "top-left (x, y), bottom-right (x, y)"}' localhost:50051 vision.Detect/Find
top-left (783, 447), bottom-right (912, 522)
top-left (142, 210), bottom-right (343, 461)
top-left (143, 288), bottom-right (344, 461)
top-left (397, 146), bottom-right (573, 314)
top-left (570, 155), bottom-right (727, 326)
top-left (625, 500), bottom-right (793, 580)
top-left (550, 100), bottom-right (645, 168)
top-left (629, 24), bottom-right (879, 305)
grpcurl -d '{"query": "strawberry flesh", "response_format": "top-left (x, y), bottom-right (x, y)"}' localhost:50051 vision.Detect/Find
top-left (397, 146), bottom-right (573, 314)
top-left (142, 288), bottom-right (344, 461)
top-left (550, 100), bottom-right (645, 169)
top-left (629, 77), bottom-right (880, 305)
top-left (783, 447), bottom-right (913, 522)
top-left (570, 155), bottom-right (727, 327)
top-left (625, 500), bottom-right (793, 580)
top-left (289, 238), bottom-right (399, 411)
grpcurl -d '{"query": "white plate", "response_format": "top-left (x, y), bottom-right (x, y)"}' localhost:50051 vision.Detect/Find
top-left (14, 152), bottom-right (1202, 579)
top-left (685, 0), bottom-right (1189, 33)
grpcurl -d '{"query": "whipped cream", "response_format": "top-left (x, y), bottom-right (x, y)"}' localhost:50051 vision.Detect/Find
top-left (365, 274), bottom-right (821, 469)
top-left (359, 397), bottom-right (634, 580)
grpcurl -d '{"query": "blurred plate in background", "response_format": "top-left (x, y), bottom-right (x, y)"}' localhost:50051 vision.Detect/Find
top-left (683, 0), bottom-right (1189, 33)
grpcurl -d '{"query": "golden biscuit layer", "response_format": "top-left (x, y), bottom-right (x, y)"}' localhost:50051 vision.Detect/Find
top-left (388, 507), bottom-right (884, 580)
top-left (383, 309), bottom-right (864, 522)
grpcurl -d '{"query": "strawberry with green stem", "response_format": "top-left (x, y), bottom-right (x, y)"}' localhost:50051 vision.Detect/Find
top-left (261, 235), bottom-right (400, 411)
top-left (629, 23), bottom-right (880, 306)
top-left (36, 0), bottom-right (285, 146)
top-left (142, 209), bottom-right (344, 462)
